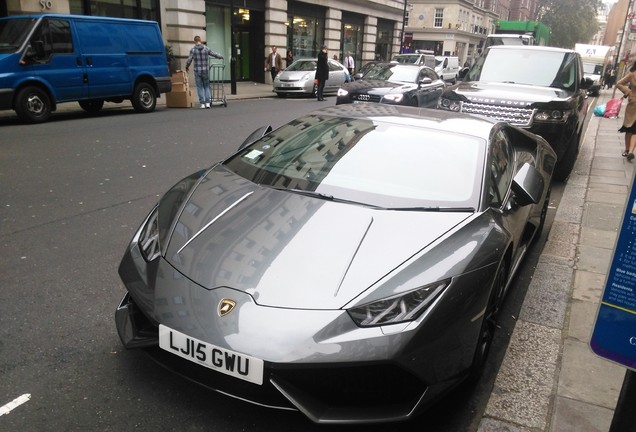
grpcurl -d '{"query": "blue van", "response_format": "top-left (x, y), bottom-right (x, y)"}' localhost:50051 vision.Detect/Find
top-left (0, 14), bottom-right (172, 123)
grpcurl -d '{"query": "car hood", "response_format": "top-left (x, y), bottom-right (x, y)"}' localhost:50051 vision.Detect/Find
top-left (164, 168), bottom-right (470, 310)
top-left (278, 70), bottom-right (315, 80)
top-left (447, 81), bottom-right (575, 106)
top-left (345, 79), bottom-right (415, 95)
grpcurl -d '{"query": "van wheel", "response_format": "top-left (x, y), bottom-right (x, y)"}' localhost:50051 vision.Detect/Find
top-left (15, 86), bottom-right (51, 123)
top-left (131, 82), bottom-right (156, 113)
top-left (79, 99), bottom-right (104, 113)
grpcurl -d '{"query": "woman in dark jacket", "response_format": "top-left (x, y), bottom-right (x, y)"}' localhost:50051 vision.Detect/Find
top-left (315, 45), bottom-right (329, 101)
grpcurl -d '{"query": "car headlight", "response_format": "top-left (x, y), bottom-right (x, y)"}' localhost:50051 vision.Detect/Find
top-left (383, 94), bottom-right (404, 103)
top-left (139, 206), bottom-right (161, 262)
top-left (337, 88), bottom-right (349, 97)
top-left (348, 280), bottom-right (449, 327)
top-left (438, 98), bottom-right (462, 112)
top-left (534, 109), bottom-right (569, 122)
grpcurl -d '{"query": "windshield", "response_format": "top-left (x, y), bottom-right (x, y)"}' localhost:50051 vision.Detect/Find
top-left (364, 64), bottom-right (419, 83)
top-left (583, 63), bottom-right (603, 75)
top-left (0, 18), bottom-right (36, 53)
top-left (466, 48), bottom-right (578, 90)
top-left (286, 60), bottom-right (317, 72)
top-left (392, 55), bottom-right (420, 65)
top-left (224, 114), bottom-right (484, 209)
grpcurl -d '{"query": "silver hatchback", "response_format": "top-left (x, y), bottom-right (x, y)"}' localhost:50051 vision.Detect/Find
top-left (274, 58), bottom-right (349, 97)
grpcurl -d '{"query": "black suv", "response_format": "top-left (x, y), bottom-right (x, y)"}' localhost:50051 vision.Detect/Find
top-left (438, 46), bottom-right (591, 181)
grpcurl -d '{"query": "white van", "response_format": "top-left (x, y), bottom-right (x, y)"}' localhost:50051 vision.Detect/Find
top-left (391, 50), bottom-right (436, 69)
top-left (434, 56), bottom-right (460, 83)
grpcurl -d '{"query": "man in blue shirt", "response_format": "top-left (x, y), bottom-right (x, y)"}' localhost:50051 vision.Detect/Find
top-left (185, 36), bottom-right (224, 108)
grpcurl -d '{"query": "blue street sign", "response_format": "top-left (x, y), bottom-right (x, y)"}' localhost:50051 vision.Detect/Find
top-left (591, 173), bottom-right (636, 371)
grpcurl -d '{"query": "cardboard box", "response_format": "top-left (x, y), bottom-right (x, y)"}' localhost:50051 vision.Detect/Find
top-left (170, 82), bottom-right (189, 93)
top-left (171, 70), bottom-right (189, 85)
top-left (165, 90), bottom-right (193, 108)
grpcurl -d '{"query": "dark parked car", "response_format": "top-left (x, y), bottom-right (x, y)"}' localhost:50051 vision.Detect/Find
top-left (437, 45), bottom-right (591, 181)
top-left (336, 63), bottom-right (445, 107)
top-left (116, 104), bottom-right (555, 424)
top-left (352, 60), bottom-right (380, 80)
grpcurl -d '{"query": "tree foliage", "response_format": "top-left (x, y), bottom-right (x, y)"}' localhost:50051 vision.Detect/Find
top-left (535, 0), bottom-right (602, 48)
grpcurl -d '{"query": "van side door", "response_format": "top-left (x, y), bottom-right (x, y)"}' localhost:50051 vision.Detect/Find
top-left (73, 19), bottom-right (132, 99)
top-left (26, 18), bottom-right (86, 102)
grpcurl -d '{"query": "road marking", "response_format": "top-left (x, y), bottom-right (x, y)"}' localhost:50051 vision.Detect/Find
top-left (0, 394), bottom-right (31, 417)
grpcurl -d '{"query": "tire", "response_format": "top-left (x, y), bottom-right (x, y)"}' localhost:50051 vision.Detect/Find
top-left (15, 86), bottom-right (51, 123)
top-left (467, 258), bottom-right (508, 383)
top-left (552, 131), bottom-right (580, 182)
top-left (131, 82), bottom-right (156, 113)
top-left (78, 99), bottom-right (104, 113)
top-left (535, 186), bottom-right (552, 240)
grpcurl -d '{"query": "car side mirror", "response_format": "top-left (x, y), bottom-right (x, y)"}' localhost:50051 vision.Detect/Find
top-left (22, 41), bottom-right (45, 63)
top-left (511, 163), bottom-right (544, 207)
top-left (418, 77), bottom-right (433, 86)
top-left (458, 67), bottom-right (469, 80)
top-left (238, 125), bottom-right (273, 150)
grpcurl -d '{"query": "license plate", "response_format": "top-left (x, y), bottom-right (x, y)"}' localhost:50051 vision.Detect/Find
top-left (159, 325), bottom-right (264, 385)
top-left (281, 83), bottom-right (294, 87)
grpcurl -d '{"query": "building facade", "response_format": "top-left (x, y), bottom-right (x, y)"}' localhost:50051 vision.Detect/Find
top-left (400, 0), bottom-right (538, 67)
top-left (4, 0), bottom-right (404, 84)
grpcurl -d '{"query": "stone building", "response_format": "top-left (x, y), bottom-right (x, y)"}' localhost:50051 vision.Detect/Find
top-left (4, 0), bottom-right (404, 84)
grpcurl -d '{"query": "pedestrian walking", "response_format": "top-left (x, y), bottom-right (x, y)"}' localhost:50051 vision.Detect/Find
top-left (185, 35), bottom-right (224, 109)
top-left (616, 61), bottom-right (636, 160)
top-left (265, 46), bottom-right (283, 89)
top-left (343, 51), bottom-right (355, 75)
top-left (315, 45), bottom-right (329, 101)
top-left (285, 49), bottom-right (294, 68)
top-left (603, 66), bottom-right (612, 89)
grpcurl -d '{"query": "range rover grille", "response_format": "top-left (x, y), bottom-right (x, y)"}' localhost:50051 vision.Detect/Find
top-left (462, 102), bottom-right (534, 127)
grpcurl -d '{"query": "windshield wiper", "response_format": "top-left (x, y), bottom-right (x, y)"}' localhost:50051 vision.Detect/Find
top-left (264, 185), bottom-right (383, 208)
top-left (385, 206), bottom-right (476, 212)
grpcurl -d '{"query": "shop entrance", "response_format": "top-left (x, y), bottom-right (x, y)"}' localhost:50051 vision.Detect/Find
top-left (231, 9), bottom-right (264, 83)
top-left (234, 28), bottom-right (251, 81)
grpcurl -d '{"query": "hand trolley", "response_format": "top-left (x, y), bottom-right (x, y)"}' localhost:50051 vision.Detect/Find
top-left (209, 63), bottom-right (227, 107)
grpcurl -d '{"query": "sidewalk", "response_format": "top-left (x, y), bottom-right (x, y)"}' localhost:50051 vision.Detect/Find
top-left (478, 88), bottom-right (630, 432)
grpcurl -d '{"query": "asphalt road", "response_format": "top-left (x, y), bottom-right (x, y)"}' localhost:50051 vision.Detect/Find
top-left (0, 98), bottom-right (565, 431)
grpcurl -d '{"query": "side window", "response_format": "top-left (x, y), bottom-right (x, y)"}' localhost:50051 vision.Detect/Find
top-left (29, 18), bottom-right (72, 61)
top-left (488, 130), bottom-right (514, 207)
top-left (49, 19), bottom-right (73, 54)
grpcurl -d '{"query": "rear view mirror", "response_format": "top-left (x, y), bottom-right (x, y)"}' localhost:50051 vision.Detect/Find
top-left (238, 125), bottom-right (273, 150)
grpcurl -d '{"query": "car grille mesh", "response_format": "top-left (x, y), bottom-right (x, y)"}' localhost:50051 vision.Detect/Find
top-left (462, 102), bottom-right (533, 127)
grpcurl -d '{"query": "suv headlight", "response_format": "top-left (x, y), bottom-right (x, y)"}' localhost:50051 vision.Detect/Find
top-left (348, 280), bottom-right (449, 327)
top-left (534, 109), bottom-right (570, 122)
top-left (139, 206), bottom-right (161, 262)
top-left (337, 88), bottom-right (349, 97)
top-left (438, 98), bottom-right (462, 112)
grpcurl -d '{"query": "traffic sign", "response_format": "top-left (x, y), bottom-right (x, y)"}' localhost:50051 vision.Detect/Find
top-left (590, 172), bottom-right (636, 371)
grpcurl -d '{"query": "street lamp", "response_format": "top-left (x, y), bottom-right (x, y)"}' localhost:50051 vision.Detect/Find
top-left (400, 1), bottom-right (411, 54)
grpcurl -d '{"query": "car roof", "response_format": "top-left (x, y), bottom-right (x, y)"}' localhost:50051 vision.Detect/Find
top-left (376, 62), bottom-right (435, 71)
top-left (311, 104), bottom-right (497, 139)
top-left (487, 45), bottom-right (576, 54)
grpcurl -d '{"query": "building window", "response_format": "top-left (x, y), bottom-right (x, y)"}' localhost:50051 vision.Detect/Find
top-left (434, 8), bottom-right (444, 28)
top-left (287, 2), bottom-right (326, 59)
top-left (69, 0), bottom-right (160, 23)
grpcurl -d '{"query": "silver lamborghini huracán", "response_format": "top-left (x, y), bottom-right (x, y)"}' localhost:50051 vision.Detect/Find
top-left (115, 103), bottom-right (555, 424)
